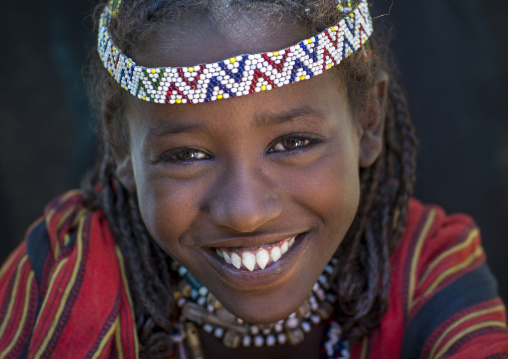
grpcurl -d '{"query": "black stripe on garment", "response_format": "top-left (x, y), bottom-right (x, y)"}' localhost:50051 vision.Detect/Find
top-left (401, 264), bottom-right (499, 358)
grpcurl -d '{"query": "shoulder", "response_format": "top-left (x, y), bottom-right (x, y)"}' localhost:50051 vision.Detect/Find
top-left (354, 199), bottom-right (508, 359)
top-left (0, 190), bottom-right (138, 358)
top-left (395, 198), bottom-right (486, 318)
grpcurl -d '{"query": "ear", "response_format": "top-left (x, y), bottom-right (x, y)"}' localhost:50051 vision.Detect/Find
top-left (115, 153), bottom-right (137, 192)
top-left (358, 69), bottom-right (389, 168)
top-left (102, 109), bottom-right (137, 193)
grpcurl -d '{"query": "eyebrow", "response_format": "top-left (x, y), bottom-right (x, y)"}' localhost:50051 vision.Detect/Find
top-left (146, 106), bottom-right (327, 139)
top-left (254, 106), bottom-right (328, 128)
top-left (146, 121), bottom-right (207, 140)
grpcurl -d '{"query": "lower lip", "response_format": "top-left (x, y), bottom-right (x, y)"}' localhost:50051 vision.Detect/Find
top-left (201, 233), bottom-right (309, 291)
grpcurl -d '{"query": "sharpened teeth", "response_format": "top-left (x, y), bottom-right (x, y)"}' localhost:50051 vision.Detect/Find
top-left (215, 236), bottom-right (298, 271)
top-left (223, 251), bottom-right (232, 264)
top-left (270, 247), bottom-right (281, 262)
top-left (256, 249), bottom-right (269, 269)
top-left (280, 242), bottom-right (288, 255)
top-left (231, 253), bottom-right (242, 269)
top-left (242, 252), bottom-right (256, 271)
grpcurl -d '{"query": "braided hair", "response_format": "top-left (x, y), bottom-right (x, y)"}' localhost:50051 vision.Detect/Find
top-left (83, 0), bottom-right (417, 357)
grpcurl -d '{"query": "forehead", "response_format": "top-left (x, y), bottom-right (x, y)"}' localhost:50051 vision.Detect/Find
top-left (123, 9), bottom-right (350, 133)
top-left (131, 10), bottom-right (313, 68)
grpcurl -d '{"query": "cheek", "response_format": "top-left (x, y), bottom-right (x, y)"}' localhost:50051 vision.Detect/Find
top-left (133, 164), bottom-right (205, 257)
top-left (287, 135), bottom-right (360, 238)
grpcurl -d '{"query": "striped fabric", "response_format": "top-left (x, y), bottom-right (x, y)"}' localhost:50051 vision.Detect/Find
top-left (0, 191), bottom-right (138, 358)
top-left (1, 193), bottom-right (507, 358)
top-left (351, 199), bottom-right (508, 359)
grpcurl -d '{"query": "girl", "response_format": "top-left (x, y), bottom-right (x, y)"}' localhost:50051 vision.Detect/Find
top-left (0, 0), bottom-right (507, 358)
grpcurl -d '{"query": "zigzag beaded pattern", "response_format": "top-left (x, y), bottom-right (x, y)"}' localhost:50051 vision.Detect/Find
top-left (98, 0), bottom-right (373, 104)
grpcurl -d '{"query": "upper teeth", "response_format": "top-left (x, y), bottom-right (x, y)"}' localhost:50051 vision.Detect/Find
top-left (215, 237), bottom-right (296, 271)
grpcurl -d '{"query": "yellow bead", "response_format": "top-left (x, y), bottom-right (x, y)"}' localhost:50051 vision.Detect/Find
top-left (217, 94), bottom-right (223, 100)
top-left (274, 51), bottom-right (279, 57)
top-left (189, 67), bottom-right (195, 73)
top-left (307, 39), bottom-right (313, 44)
top-left (349, 13), bottom-right (354, 18)
top-left (142, 96), bottom-right (146, 101)
top-left (328, 63), bottom-right (332, 69)
top-left (336, 5), bottom-right (342, 10)
top-left (230, 57), bottom-right (236, 64)
top-left (300, 75), bottom-right (305, 81)
top-left (261, 85), bottom-right (267, 91)
top-left (176, 99), bottom-right (182, 104)
top-left (331, 26), bottom-right (336, 32)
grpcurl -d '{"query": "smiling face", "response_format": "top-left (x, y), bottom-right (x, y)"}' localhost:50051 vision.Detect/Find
top-left (118, 13), bottom-right (377, 324)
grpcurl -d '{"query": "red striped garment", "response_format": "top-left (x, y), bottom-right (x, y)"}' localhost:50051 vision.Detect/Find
top-left (0, 193), bottom-right (507, 358)
top-left (350, 199), bottom-right (508, 358)
top-left (0, 191), bottom-right (138, 358)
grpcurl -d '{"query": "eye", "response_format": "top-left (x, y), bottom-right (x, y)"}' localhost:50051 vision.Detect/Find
top-left (268, 135), bottom-right (317, 153)
top-left (157, 148), bottom-right (212, 163)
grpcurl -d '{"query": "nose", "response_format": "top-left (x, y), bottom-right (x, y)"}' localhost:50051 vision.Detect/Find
top-left (209, 163), bottom-right (282, 233)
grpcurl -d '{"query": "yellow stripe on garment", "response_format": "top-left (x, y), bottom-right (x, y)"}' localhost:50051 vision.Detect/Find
top-left (419, 228), bottom-right (479, 286)
top-left (115, 321), bottom-right (125, 359)
top-left (60, 189), bottom-right (82, 202)
top-left (45, 208), bottom-right (57, 229)
top-left (433, 320), bottom-right (507, 359)
top-left (56, 204), bottom-right (78, 233)
top-left (63, 234), bottom-right (71, 247)
top-left (44, 190), bottom-right (81, 227)
top-left (70, 208), bottom-right (89, 229)
top-left (33, 216), bottom-right (85, 358)
top-left (0, 272), bottom-right (35, 357)
top-left (407, 210), bottom-right (436, 313)
top-left (423, 246), bottom-right (484, 298)
top-left (360, 336), bottom-right (369, 359)
top-left (91, 317), bottom-right (120, 359)
top-left (0, 255), bottom-right (29, 339)
top-left (53, 240), bottom-right (60, 261)
top-left (115, 245), bottom-right (140, 358)
top-left (31, 257), bottom-right (68, 354)
top-left (429, 304), bottom-right (506, 359)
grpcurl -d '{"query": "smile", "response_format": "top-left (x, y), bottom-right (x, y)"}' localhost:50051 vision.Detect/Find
top-left (215, 237), bottom-right (296, 271)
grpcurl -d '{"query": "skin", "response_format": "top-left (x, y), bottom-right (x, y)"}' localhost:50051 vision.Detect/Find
top-left (114, 11), bottom-right (387, 359)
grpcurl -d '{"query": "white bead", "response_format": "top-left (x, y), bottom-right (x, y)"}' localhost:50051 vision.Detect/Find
top-left (203, 324), bottom-right (213, 333)
top-left (242, 335), bottom-right (252, 347)
top-left (214, 327), bottom-right (224, 338)
top-left (277, 333), bottom-right (287, 345)
top-left (266, 335), bottom-right (276, 346)
top-left (254, 335), bottom-right (264, 347)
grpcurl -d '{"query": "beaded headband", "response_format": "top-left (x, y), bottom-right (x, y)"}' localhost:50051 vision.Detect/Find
top-left (98, 0), bottom-right (373, 104)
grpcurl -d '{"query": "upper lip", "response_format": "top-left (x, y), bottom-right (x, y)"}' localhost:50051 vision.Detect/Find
top-left (194, 232), bottom-right (305, 249)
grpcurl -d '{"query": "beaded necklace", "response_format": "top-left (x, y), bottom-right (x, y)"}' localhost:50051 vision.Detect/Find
top-left (170, 259), bottom-right (349, 358)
